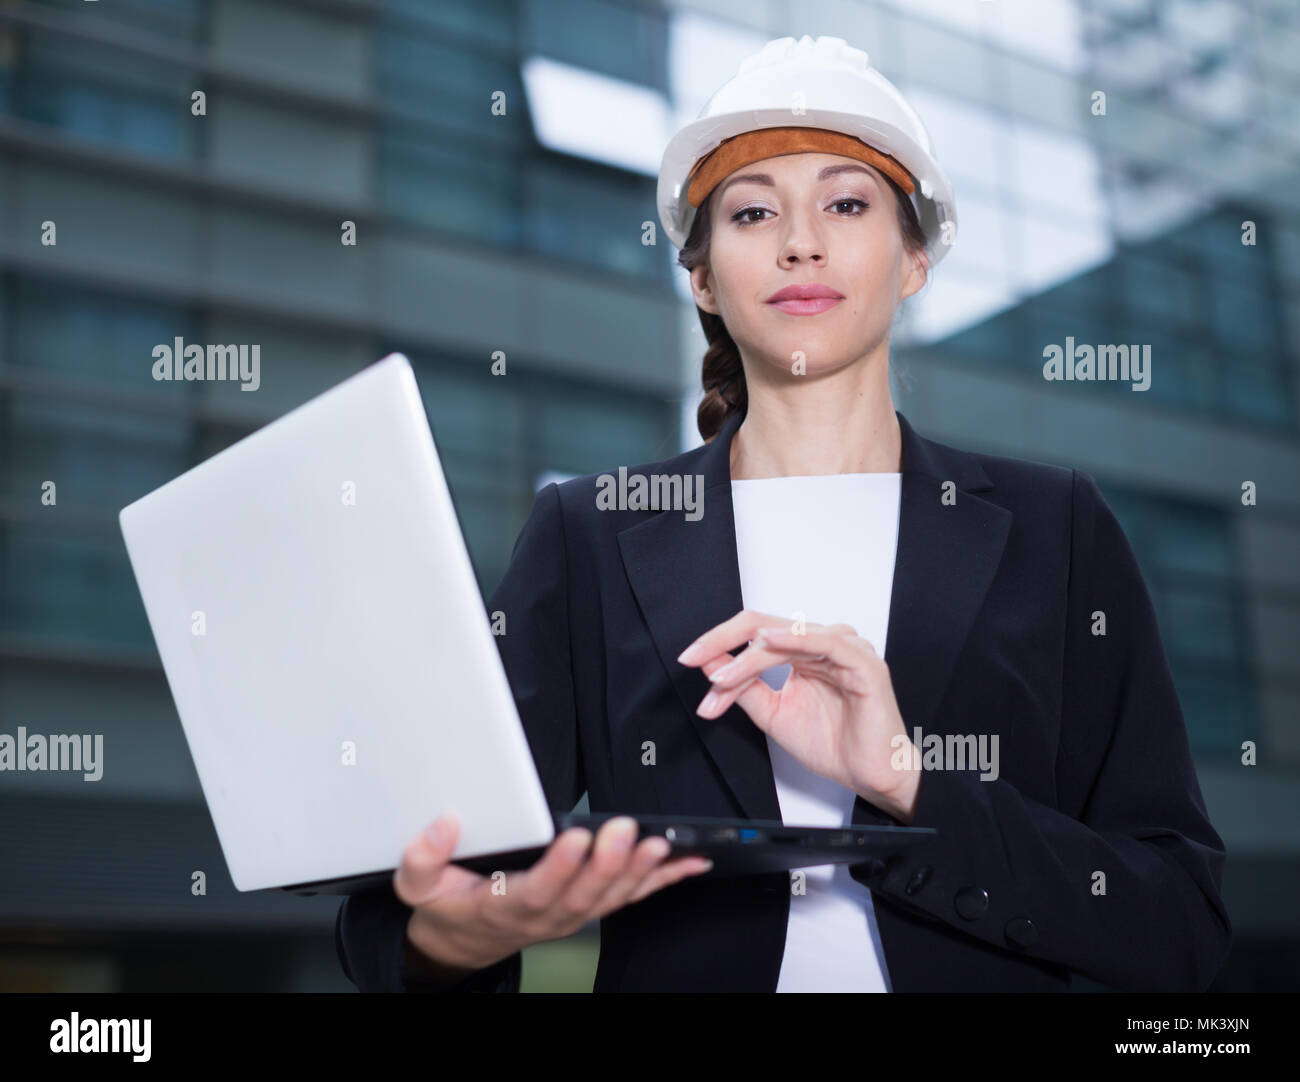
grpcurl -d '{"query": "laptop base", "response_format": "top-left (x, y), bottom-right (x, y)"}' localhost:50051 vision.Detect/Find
top-left (280, 811), bottom-right (933, 896)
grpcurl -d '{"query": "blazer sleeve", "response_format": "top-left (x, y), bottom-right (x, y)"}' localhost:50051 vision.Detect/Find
top-left (856, 469), bottom-right (1232, 991)
top-left (335, 481), bottom-right (585, 992)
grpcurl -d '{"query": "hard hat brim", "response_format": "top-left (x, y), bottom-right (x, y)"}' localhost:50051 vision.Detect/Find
top-left (658, 108), bottom-right (956, 264)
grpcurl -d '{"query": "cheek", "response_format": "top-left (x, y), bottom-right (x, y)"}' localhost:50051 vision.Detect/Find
top-left (844, 256), bottom-right (899, 315)
top-left (711, 257), bottom-right (765, 322)
top-left (714, 242), bottom-right (763, 290)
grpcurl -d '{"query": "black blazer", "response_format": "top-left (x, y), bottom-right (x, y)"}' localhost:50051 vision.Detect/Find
top-left (336, 409), bottom-right (1231, 992)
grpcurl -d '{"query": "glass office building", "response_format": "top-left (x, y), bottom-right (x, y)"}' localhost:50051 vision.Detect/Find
top-left (1, 0), bottom-right (1296, 991)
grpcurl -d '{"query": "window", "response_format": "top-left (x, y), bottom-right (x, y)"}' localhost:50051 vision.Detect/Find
top-left (1102, 484), bottom-right (1257, 756)
top-left (378, 128), bottom-right (520, 246)
top-left (7, 28), bottom-right (198, 159)
top-left (0, 278), bottom-right (200, 648)
top-left (10, 278), bottom-right (200, 403)
top-left (32, 0), bottom-right (205, 44)
top-left (0, 524), bottom-right (154, 647)
top-left (400, 347), bottom-right (674, 593)
top-left (523, 158), bottom-right (663, 280)
top-left (522, 0), bottom-right (668, 91)
top-left (376, 3), bottom-right (670, 282)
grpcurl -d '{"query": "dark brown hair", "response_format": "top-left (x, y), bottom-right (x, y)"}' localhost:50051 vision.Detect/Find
top-left (678, 171), bottom-right (930, 442)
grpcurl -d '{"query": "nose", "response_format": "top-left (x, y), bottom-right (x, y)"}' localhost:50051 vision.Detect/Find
top-left (779, 220), bottom-right (824, 266)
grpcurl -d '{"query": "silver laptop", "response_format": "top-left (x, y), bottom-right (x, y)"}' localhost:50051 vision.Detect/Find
top-left (119, 353), bottom-right (933, 895)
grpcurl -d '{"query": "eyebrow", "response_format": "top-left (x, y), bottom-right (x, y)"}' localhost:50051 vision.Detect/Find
top-left (717, 162), bottom-right (879, 201)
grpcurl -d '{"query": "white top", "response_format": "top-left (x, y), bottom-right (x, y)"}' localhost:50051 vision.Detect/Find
top-left (730, 471), bottom-right (902, 993)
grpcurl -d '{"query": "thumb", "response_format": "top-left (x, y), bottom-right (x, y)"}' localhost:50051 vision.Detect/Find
top-left (732, 674), bottom-right (780, 732)
top-left (393, 812), bottom-right (481, 907)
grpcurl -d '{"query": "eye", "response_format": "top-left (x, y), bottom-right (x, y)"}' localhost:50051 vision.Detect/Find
top-left (730, 205), bottom-right (772, 226)
top-left (729, 197), bottom-right (869, 226)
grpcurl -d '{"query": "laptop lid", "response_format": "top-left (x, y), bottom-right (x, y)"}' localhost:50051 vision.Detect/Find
top-left (119, 353), bottom-right (556, 892)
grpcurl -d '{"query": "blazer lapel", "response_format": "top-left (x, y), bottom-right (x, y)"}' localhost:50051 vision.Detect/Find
top-left (616, 411), bottom-right (782, 820)
top-left (618, 409), bottom-right (1012, 825)
top-left (884, 412), bottom-right (1012, 739)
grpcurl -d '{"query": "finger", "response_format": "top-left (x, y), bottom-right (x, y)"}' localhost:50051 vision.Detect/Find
top-left (697, 671), bottom-right (781, 727)
top-left (703, 639), bottom-right (790, 693)
top-left (758, 654), bottom-right (842, 682)
top-left (585, 834), bottom-right (674, 917)
top-left (556, 816), bottom-right (645, 913)
top-left (676, 609), bottom-right (812, 668)
top-left (741, 640), bottom-right (839, 672)
top-left (393, 813), bottom-right (483, 907)
top-left (757, 627), bottom-right (879, 669)
top-left (508, 826), bottom-right (597, 911)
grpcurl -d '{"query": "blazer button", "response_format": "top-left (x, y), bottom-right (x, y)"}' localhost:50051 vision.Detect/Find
top-left (904, 865), bottom-right (932, 896)
top-left (1005, 917), bottom-right (1038, 948)
top-left (954, 886), bottom-right (989, 920)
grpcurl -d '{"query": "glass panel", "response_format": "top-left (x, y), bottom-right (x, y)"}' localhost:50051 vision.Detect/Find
top-left (396, 348), bottom-right (671, 594)
top-left (13, 31), bottom-right (197, 159)
top-left (32, 0), bottom-right (205, 43)
top-left (383, 0), bottom-right (515, 48)
top-left (413, 364), bottom-right (526, 469)
top-left (1222, 351), bottom-right (1295, 425)
top-left (3, 396), bottom-right (191, 512)
top-left (1158, 587), bottom-right (1240, 664)
top-left (1121, 251), bottom-right (1201, 327)
top-left (538, 389), bottom-right (667, 475)
top-left (522, 0), bottom-right (668, 90)
top-left (1149, 330), bottom-right (1218, 411)
top-left (377, 31), bottom-right (524, 145)
top-left (939, 310), bottom-right (1017, 366)
top-left (11, 279), bottom-right (200, 401)
top-left (0, 524), bottom-right (153, 647)
top-left (1169, 664), bottom-right (1252, 756)
top-left (1098, 483), bottom-right (1254, 755)
top-left (378, 129), bottom-right (519, 247)
top-left (523, 159), bottom-right (663, 280)
top-left (1211, 279), bottom-right (1280, 353)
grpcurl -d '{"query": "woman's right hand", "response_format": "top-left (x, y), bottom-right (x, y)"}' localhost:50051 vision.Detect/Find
top-left (394, 813), bottom-right (713, 980)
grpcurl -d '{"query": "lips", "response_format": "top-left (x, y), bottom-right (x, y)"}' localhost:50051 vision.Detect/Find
top-left (766, 283), bottom-right (845, 315)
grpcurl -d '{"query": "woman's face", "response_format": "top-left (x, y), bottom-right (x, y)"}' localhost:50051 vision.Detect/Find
top-left (689, 151), bottom-right (926, 380)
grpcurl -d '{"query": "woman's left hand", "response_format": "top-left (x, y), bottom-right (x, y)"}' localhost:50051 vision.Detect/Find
top-left (676, 610), bottom-right (920, 825)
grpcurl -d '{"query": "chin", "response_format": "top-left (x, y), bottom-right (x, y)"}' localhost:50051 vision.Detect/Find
top-left (760, 353), bottom-right (850, 379)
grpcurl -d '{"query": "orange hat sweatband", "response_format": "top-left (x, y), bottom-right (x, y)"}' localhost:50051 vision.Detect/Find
top-left (685, 125), bottom-right (915, 209)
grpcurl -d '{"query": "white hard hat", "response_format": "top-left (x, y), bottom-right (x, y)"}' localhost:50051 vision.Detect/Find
top-left (657, 35), bottom-right (957, 265)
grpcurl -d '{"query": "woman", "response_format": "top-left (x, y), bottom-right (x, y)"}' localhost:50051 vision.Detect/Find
top-left (336, 36), bottom-right (1230, 993)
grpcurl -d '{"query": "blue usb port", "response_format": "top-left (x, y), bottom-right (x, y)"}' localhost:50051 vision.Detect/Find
top-left (739, 828), bottom-right (759, 843)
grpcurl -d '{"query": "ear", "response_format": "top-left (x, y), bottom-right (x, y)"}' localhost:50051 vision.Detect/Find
top-left (899, 244), bottom-right (929, 303)
top-left (690, 262), bottom-right (721, 315)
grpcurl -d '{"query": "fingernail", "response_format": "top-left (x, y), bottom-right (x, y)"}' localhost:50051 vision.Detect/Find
top-left (697, 859), bottom-right (714, 873)
top-left (562, 829), bottom-right (590, 862)
top-left (698, 691), bottom-right (720, 716)
top-left (677, 642), bottom-right (702, 664)
top-left (426, 816), bottom-right (451, 846)
top-left (708, 662), bottom-right (736, 684)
